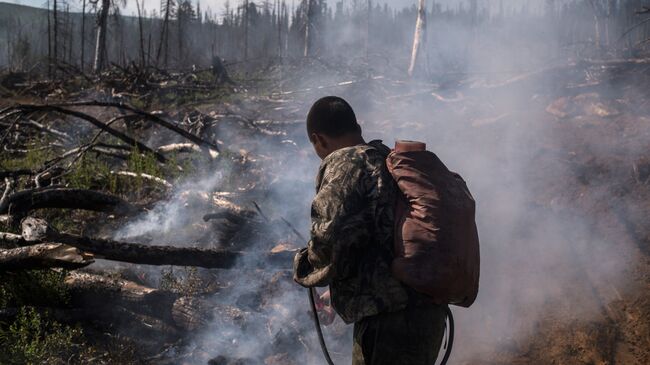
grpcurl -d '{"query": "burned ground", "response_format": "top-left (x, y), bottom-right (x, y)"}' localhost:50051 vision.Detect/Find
top-left (1, 56), bottom-right (650, 365)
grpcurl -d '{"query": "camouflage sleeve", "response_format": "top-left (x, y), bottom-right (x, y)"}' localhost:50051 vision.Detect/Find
top-left (293, 153), bottom-right (371, 288)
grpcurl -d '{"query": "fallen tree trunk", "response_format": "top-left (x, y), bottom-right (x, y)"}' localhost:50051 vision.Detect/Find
top-left (21, 217), bottom-right (295, 269)
top-left (64, 271), bottom-right (243, 331)
top-left (0, 188), bottom-right (139, 219)
top-left (0, 243), bottom-right (94, 270)
top-left (64, 271), bottom-right (177, 321)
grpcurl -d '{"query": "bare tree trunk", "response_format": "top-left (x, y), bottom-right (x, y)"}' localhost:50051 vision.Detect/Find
top-left (277, 0), bottom-right (282, 57)
top-left (304, 0), bottom-right (312, 58)
top-left (244, 0), bottom-right (249, 60)
top-left (93, 0), bottom-right (110, 73)
top-left (47, 0), bottom-right (52, 76)
top-left (177, 7), bottom-right (183, 67)
top-left (408, 0), bottom-right (426, 77)
top-left (157, 0), bottom-right (172, 68)
top-left (366, 0), bottom-right (371, 62)
top-left (53, 0), bottom-right (58, 69)
top-left (135, 0), bottom-right (146, 68)
top-left (80, 0), bottom-right (85, 71)
top-left (67, 5), bottom-right (73, 64)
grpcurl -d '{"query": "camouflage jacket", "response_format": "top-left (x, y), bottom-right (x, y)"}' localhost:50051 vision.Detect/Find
top-left (293, 140), bottom-right (410, 324)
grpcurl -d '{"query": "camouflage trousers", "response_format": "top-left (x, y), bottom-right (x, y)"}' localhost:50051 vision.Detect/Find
top-left (351, 304), bottom-right (447, 365)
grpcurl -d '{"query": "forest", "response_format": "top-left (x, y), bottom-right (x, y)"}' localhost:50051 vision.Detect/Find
top-left (1, 0), bottom-right (650, 364)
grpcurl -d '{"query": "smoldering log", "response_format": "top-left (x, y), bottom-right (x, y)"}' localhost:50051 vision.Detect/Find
top-left (0, 188), bottom-right (139, 218)
top-left (0, 243), bottom-right (94, 270)
top-left (21, 217), bottom-right (296, 269)
top-left (64, 272), bottom-right (243, 331)
top-left (64, 271), bottom-right (178, 321)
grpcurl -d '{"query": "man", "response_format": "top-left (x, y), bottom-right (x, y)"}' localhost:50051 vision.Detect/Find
top-left (293, 96), bottom-right (447, 365)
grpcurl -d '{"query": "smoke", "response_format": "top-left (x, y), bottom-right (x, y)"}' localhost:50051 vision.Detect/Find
top-left (108, 2), bottom-right (644, 364)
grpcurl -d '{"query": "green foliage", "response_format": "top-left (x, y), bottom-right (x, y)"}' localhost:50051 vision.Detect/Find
top-left (66, 155), bottom-right (117, 193)
top-left (0, 270), bottom-right (69, 309)
top-left (125, 150), bottom-right (163, 193)
top-left (0, 148), bottom-right (52, 171)
top-left (0, 307), bottom-right (80, 365)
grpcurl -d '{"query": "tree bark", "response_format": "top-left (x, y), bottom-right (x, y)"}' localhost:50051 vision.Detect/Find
top-left (408, 0), bottom-right (427, 77)
top-left (0, 243), bottom-right (94, 271)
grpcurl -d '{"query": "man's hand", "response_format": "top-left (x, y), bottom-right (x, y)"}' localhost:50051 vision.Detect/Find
top-left (313, 289), bottom-right (336, 326)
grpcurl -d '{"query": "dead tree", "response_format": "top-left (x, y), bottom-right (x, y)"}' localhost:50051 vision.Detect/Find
top-left (47, 0), bottom-right (52, 76)
top-left (0, 243), bottom-right (94, 271)
top-left (50, 100), bottom-right (220, 153)
top-left (177, 0), bottom-right (195, 68)
top-left (93, 0), bottom-right (111, 72)
top-left (20, 218), bottom-right (295, 269)
top-left (243, 0), bottom-right (249, 60)
top-left (136, 0), bottom-right (146, 67)
top-left (53, 0), bottom-right (58, 70)
top-left (0, 188), bottom-right (138, 223)
top-left (408, 0), bottom-right (427, 76)
top-left (81, 0), bottom-right (86, 72)
top-left (157, 0), bottom-right (175, 68)
top-left (1, 104), bottom-right (167, 161)
top-left (304, 0), bottom-right (312, 58)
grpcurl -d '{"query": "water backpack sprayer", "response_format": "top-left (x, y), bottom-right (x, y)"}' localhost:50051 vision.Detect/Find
top-left (306, 139), bottom-right (480, 365)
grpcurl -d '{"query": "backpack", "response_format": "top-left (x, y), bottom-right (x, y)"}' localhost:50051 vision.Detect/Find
top-left (386, 140), bottom-right (480, 307)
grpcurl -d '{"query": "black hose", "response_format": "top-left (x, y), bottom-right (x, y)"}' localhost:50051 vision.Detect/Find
top-left (440, 306), bottom-right (454, 365)
top-left (309, 287), bottom-right (335, 365)
top-left (309, 291), bottom-right (455, 365)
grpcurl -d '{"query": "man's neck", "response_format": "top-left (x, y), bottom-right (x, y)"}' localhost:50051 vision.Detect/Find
top-left (332, 134), bottom-right (366, 151)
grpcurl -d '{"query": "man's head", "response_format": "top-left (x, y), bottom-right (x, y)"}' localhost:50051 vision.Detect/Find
top-left (307, 96), bottom-right (364, 159)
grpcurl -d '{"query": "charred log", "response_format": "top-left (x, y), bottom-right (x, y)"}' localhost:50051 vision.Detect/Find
top-left (1, 188), bottom-right (139, 223)
top-left (0, 243), bottom-right (94, 271)
top-left (21, 218), bottom-right (295, 269)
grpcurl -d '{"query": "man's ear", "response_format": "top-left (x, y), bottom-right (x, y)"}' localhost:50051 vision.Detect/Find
top-left (311, 133), bottom-right (328, 148)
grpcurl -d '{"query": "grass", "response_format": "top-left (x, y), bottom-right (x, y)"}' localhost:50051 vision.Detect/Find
top-left (0, 307), bottom-right (81, 365)
top-left (0, 270), bottom-right (69, 309)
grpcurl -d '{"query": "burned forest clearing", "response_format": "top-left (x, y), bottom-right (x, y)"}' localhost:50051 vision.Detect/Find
top-left (2, 0), bottom-right (650, 364)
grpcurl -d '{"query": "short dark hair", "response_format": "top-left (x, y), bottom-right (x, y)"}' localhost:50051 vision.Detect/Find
top-left (306, 96), bottom-right (361, 137)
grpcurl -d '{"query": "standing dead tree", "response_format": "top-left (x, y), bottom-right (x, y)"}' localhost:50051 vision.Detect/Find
top-left (81, 0), bottom-right (86, 72)
top-left (157, 0), bottom-right (175, 68)
top-left (93, 0), bottom-right (111, 72)
top-left (408, 0), bottom-right (427, 76)
top-left (304, 0), bottom-right (312, 57)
